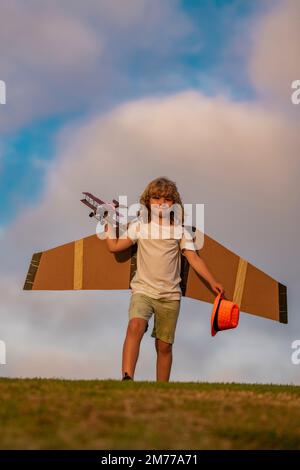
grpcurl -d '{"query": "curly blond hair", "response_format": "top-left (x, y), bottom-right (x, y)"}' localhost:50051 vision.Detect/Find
top-left (138, 176), bottom-right (184, 224)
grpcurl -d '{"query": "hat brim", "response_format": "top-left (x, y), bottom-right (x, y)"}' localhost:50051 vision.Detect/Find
top-left (211, 292), bottom-right (223, 337)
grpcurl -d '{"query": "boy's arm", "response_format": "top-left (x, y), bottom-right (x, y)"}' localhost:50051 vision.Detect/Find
top-left (182, 250), bottom-right (224, 295)
top-left (104, 222), bottom-right (134, 253)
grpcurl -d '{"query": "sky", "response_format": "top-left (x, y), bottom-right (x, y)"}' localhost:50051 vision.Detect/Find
top-left (0, 0), bottom-right (299, 383)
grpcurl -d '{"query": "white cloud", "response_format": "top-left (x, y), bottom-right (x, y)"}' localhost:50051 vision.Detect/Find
top-left (249, 0), bottom-right (300, 109)
top-left (0, 0), bottom-right (194, 132)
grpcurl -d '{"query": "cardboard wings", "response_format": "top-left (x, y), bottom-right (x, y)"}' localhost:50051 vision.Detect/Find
top-left (23, 227), bottom-right (288, 324)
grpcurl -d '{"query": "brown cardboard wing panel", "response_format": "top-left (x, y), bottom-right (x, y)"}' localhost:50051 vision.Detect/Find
top-left (33, 242), bottom-right (74, 290)
top-left (241, 263), bottom-right (281, 321)
top-left (82, 234), bottom-right (132, 289)
top-left (185, 233), bottom-right (238, 304)
top-left (185, 233), bottom-right (287, 324)
top-left (23, 234), bottom-right (133, 291)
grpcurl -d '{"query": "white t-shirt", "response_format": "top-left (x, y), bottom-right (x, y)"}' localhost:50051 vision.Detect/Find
top-left (126, 219), bottom-right (201, 300)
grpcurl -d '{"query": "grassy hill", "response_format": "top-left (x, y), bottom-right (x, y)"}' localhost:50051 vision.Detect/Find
top-left (0, 378), bottom-right (299, 450)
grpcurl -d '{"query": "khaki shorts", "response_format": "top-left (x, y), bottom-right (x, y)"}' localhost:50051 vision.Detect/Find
top-left (128, 292), bottom-right (181, 344)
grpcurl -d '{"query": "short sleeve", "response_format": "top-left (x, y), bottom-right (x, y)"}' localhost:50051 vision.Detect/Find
top-left (180, 226), bottom-right (204, 252)
top-left (126, 219), bottom-right (140, 244)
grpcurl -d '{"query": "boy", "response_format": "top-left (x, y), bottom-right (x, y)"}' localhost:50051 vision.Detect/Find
top-left (105, 177), bottom-right (224, 382)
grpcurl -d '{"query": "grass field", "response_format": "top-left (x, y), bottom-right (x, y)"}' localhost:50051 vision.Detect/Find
top-left (0, 378), bottom-right (300, 450)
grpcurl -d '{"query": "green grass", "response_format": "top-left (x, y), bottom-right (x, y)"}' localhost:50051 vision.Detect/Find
top-left (0, 378), bottom-right (300, 450)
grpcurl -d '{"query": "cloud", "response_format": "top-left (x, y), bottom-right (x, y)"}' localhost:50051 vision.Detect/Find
top-left (249, 0), bottom-right (300, 108)
top-left (0, 0), bottom-right (194, 133)
top-left (0, 89), bottom-right (299, 383)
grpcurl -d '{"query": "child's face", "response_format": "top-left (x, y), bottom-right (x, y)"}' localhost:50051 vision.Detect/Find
top-left (149, 193), bottom-right (174, 220)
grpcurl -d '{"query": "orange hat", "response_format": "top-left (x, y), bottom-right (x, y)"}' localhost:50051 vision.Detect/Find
top-left (211, 292), bottom-right (240, 336)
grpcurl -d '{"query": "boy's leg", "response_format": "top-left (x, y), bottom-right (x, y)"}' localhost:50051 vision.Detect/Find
top-left (124, 293), bottom-right (153, 379)
top-left (151, 298), bottom-right (180, 382)
top-left (122, 318), bottom-right (148, 379)
top-left (155, 338), bottom-right (173, 382)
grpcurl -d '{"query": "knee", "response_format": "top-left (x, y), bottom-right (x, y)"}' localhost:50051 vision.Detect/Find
top-left (128, 318), bottom-right (147, 336)
top-left (156, 340), bottom-right (172, 355)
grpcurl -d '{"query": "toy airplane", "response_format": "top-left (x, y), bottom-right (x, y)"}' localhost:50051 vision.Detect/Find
top-left (23, 193), bottom-right (288, 324)
top-left (80, 192), bottom-right (126, 222)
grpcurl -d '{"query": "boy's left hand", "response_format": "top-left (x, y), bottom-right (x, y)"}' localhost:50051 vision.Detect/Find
top-left (210, 281), bottom-right (225, 295)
